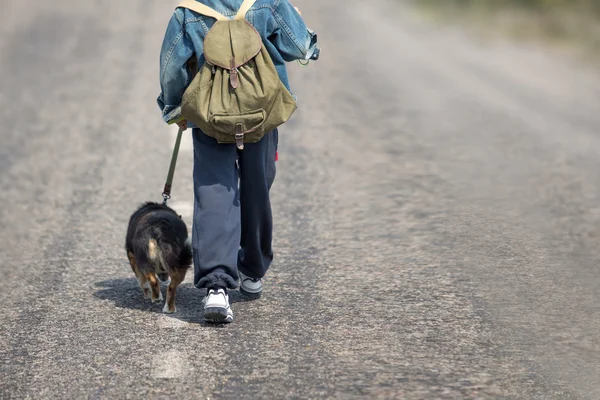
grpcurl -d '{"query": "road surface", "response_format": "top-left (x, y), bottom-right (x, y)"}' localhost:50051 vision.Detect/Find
top-left (2, 0), bottom-right (600, 398)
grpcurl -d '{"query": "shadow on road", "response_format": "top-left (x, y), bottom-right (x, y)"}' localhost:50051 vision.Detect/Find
top-left (93, 277), bottom-right (253, 325)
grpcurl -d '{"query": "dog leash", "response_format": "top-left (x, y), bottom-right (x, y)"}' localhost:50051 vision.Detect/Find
top-left (162, 127), bottom-right (184, 205)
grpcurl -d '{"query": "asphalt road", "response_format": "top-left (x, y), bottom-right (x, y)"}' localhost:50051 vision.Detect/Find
top-left (2, 0), bottom-right (600, 398)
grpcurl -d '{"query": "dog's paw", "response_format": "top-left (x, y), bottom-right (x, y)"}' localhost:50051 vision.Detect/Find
top-left (163, 303), bottom-right (175, 314)
top-left (151, 291), bottom-right (164, 304)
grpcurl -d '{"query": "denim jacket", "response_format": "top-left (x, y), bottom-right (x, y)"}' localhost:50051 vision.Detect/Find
top-left (157, 0), bottom-right (320, 124)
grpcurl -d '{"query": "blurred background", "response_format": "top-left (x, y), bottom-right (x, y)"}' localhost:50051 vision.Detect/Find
top-left (1, 0), bottom-right (600, 399)
top-left (418, 0), bottom-right (600, 58)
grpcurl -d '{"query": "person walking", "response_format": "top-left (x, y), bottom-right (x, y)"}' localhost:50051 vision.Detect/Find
top-left (157, 0), bottom-right (319, 323)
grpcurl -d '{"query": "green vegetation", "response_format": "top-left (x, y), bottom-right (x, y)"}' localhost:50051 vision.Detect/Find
top-left (418, 0), bottom-right (600, 58)
top-left (420, 0), bottom-right (600, 14)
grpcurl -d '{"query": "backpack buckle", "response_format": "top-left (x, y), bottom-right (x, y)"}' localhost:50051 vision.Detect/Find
top-left (235, 123), bottom-right (244, 150)
top-left (230, 57), bottom-right (239, 89)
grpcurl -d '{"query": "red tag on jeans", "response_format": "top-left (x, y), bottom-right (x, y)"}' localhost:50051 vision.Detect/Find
top-left (275, 151), bottom-right (279, 161)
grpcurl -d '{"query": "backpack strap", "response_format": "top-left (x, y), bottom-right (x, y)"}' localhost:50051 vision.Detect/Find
top-left (234, 0), bottom-right (257, 20)
top-left (177, 0), bottom-right (228, 21)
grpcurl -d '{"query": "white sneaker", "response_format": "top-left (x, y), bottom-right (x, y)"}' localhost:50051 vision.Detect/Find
top-left (239, 271), bottom-right (263, 298)
top-left (203, 288), bottom-right (234, 323)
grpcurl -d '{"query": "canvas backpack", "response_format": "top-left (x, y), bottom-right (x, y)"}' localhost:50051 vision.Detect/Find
top-left (177, 0), bottom-right (297, 149)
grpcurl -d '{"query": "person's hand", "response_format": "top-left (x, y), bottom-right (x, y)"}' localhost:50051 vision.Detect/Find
top-left (294, 6), bottom-right (301, 15)
top-left (176, 120), bottom-right (188, 131)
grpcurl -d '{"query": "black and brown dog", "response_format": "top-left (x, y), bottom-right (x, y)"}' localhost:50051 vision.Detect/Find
top-left (125, 202), bottom-right (192, 313)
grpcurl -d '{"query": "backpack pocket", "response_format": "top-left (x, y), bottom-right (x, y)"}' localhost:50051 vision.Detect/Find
top-left (209, 109), bottom-right (267, 149)
top-left (209, 109), bottom-right (266, 135)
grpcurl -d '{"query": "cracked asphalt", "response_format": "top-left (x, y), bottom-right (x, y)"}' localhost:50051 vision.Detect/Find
top-left (2, 0), bottom-right (600, 398)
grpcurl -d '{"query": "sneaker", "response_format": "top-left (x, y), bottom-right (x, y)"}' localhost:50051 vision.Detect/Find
top-left (203, 288), bottom-right (234, 323)
top-left (239, 271), bottom-right (263, 298)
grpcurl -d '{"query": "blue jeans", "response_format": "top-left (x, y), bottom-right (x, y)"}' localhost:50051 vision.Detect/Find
top-left (191, 128), bottom-right (278, 290)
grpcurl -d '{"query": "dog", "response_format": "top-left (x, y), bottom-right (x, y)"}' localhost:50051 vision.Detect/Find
top-left (125, 202), bottom-right (192, 313)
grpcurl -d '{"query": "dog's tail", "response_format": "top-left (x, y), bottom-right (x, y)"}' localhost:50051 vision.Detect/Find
top-left (148, 239), bottom-right (172, 282)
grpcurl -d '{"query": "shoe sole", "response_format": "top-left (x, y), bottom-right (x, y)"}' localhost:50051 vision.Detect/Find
top-left (203, 307), bottom-right (233, 324)
top-left (240, 286), bottom-right (262, 299)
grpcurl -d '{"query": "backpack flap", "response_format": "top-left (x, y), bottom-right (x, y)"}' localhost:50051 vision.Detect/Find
top-left (203, 20), bottom-right (262, 70)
